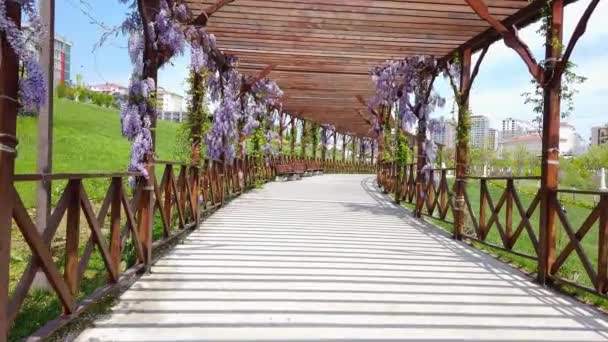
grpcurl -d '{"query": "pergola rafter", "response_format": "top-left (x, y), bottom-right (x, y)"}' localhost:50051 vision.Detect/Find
top-left (2, 1), bottom-right (605, 340)
top-left (184, 0), bottom-right (544, 135)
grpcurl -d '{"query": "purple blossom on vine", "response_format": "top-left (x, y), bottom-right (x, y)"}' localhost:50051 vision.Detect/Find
top-left (369, 55), bottom-right (445, 172)
top-left (154, 0), bottom-right (185, 58)
top-left (263, 131), bottom-right (279, 158)
top-left (0, 0), bottom-right (47, 112)
top-left (206, 66), bottom-right (241, 162)
top-left (251, 78), bottom-right (283, 106)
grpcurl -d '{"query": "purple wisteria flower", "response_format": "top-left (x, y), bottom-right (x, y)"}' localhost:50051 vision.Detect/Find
top-left (369, 55), bottom-right (445, 171)
top-left (251, 78), bottom-right (283, 106)
top-left (0, 0), bottom-right (47, 112)
top-left (206, 66), bottom-right (241, 162)
top-left (154, 0), bottom-right (185, 58)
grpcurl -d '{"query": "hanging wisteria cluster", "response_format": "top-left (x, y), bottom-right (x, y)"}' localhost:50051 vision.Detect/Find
top-left (117, 0), bottom-right (285, 167)
top-left (0, 0), bottom-right (46, 112)
top-left (251, 78), bottom-right (284, 106)
top-left (205, 56), bottom-right (241, 161)
top-left (369, 55), bottom-right (445, 174)
top-left (237, 77), bottom-right (283, 157)
top-left (119, 0), bottom-right (189, 176)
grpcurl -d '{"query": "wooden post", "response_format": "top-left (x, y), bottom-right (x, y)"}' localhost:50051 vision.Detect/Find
top-left (290, 117), bottom-right (296, 157)
top-left (598, 195), bottom-right (608, 293)
top-left (137, 0), bottom-right (160, 270)
top-left (321, 127), bottom-right (327, 160)
top-left (342, 135), bottom-right (348, 161)
top-left (332, 131), bottom-right (337, 161)
top-left (0, 3), bottom-right (20, 339)
top-left (538, 0), bottom-right (564, 285)
top-left (376, 107), bottom-right (384, 186)
top-left (109, 178), bottom-right (122, 279)
top-left (505, 179), bottom-right (514, 248)
top-left (479, 179), bottom-right (487, 239)
top-left (64, 180), bottom-right (81, 296)
top-left (415, 117), bottom-right (427, 218)
top-left (36, 0), bottom-right (55, 240)
top-left (300, 120), bottom-right (307, 158)
top-left (351, 136), bottom-right (357, 162)
top-left (279, 112), bottom-right (285, 154)
top-left (454, 47), bottom-right (472, 240)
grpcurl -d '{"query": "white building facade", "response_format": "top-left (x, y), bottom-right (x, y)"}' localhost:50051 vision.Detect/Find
top-left (501, 117), bottom-right (537, 140)
top-left (559, 122), bottom-right (585, 156)
top-left (499, 134), bottom-right (542, 157)
top-left (157, 87), bottom-right (187, 122)
top-left (431, 117), bottom-right (456, 148)
top-left (471, 115), bottom-right (490, 149)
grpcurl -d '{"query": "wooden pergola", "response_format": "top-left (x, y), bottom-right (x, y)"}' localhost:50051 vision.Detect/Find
top-left (0, 0), bottom-right (603, 340)
top-left (186, 0), bottom-right (544, 136)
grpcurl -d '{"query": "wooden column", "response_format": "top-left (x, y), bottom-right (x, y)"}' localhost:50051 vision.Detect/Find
top-left (454, 47), bottom-right (472, 240)
top-left (311, 124), bottom-right (318, 159)
top-left (300, 120), bottom-right (307, 159)
top-left (278, 112), bottom-right (285, 154)
top-left (290, 117), bottom-right (296, 157)
top-left (321, 128), bottom-right (327, 160)
top-left (376, 107), bottom-right (385, 186)
top-left (415, 118), bottom-right (427, 217)
top-left (351, 137), bottom-right (357, 162)
top-left (342, 135), bottom-right (348, 161)
top-left (0, 3), bottom-right (20, 340)
top-left (36, 0), bottom-right (55, 235)
top-left (538, 0), bottom-right (564, 285)
top-left (332, 131), bottom-right (337, 161)
top-left (138, 0), bottom-right (160, 269)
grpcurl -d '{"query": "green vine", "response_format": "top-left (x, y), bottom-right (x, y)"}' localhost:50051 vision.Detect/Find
top-left (174, 68), bottom-right (212, 163)
top-left (395, 130), bottom-right (408, 166)
top-left (522, 0), bottom-right (586, 132)
top-left (311, 123), bottom-right (320, 158)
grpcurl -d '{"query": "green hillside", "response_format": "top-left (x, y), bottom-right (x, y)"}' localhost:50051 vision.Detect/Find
top-left (15, 98), bottom-right (182, 207)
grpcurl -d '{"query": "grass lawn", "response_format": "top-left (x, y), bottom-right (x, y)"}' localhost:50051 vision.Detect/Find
top-left (14, 98), bottom-right (182, 208)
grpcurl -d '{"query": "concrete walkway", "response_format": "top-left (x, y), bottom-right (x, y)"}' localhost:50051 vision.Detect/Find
top-left (76, 175), bottom-right (608, 341)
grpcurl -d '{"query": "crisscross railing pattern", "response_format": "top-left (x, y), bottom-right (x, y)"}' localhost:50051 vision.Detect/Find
top-left (551, 190), bottom-right (608, 294)
top-left (9, 173), bottom-right (145, 330)
top-left (379, 162), bottom-right (455, 224)
top-left (462, 176), bottom-right (541, 260)
top-left (6, 157), bottom-right (367, 339)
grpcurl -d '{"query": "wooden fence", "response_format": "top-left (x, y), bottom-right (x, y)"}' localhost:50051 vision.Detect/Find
top-left (378, 161), bottom-right (608, 298)
top-left (5, 156), bottom-right (369, 340)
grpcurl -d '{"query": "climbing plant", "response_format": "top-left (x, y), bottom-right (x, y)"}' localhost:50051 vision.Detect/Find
top-left (521, 0), bottom-right (587, 133)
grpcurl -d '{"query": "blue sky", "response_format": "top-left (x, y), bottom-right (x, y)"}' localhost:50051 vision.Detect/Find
top-left (57, 0), bottom-right (607, 141)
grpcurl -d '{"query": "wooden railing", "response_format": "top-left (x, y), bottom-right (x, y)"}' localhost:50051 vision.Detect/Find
top-left (551, 189), bottom-right (608, 295)
top-left (461, 176), bottom-right (541, 260)
top-left (378, 163), bottom-right (608, 298)
top-left (378, 162), bottom-right (455, 223)
top-left (5, 156), bottom-right (368, 340)
top-left (278, 156), bottom-right (375, 174)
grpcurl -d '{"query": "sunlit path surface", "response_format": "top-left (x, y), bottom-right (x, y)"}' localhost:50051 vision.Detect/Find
top-left (76, 175), bottom-right (608, 342)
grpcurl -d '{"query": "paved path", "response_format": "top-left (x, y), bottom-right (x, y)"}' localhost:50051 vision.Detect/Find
top-left (77, 175), bottom-right (608, 341)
